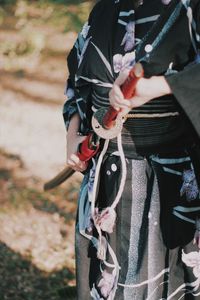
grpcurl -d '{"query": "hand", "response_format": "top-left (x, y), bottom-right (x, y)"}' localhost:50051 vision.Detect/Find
top-left (109, 70), bottom-right (172, 116)
top-left (66, 113), bottom-right (87, 172)
top-left (66, 134), bottom-right (87, 172)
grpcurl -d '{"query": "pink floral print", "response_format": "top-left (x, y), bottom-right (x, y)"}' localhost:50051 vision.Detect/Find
top-left (98, 270), bottom-right (116, 298)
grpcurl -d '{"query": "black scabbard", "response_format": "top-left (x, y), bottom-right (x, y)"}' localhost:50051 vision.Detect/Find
top-left (44, 167), bottom-right (75, 191)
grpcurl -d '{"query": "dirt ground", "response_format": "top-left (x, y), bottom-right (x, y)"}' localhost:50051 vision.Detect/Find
top-left (0, 1), bottom-right (92, 299)
top-left (0, 148), bottom-right (81, 299)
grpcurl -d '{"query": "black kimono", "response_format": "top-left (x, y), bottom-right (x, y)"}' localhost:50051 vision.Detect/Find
top-left (63, 0), bottom-right (200, 299)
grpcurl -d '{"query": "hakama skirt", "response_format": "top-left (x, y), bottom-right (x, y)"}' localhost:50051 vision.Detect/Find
top-left (75, 149), bottom-right (200, 300)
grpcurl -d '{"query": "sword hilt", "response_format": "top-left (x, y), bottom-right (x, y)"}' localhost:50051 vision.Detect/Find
top-left (77, 133), bottom-right (100, 162)
top-left (44, 63), bottom-right (144, 190)
top-left (102, 63), bottom-right (144, 129)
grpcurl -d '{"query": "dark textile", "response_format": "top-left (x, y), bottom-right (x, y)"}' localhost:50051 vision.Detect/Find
top-left (166, 64), bottom-right (200, 138)
top-left (63, 0), bottom-right (200, 147)
top-left (136, 0), bottom-right (200, 75)
top-left (63, 0), bottom-right (200, 299)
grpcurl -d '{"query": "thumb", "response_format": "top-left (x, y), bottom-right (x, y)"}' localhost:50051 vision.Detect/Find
top-left (115, 69), bottom-right (130, 86)
top-left (118, 107), bottom-right (131, 118)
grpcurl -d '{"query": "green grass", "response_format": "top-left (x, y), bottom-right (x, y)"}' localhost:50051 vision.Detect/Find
top-left (0, 0), bottom-right (93, 31)
top-left (0, 242), bottom-right (76, 300)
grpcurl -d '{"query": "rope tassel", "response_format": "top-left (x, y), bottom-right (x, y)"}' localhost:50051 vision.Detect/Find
top-left (97, 236), bottom-right (107, 261)
top-left (95, 207), bottom-right (117, 234)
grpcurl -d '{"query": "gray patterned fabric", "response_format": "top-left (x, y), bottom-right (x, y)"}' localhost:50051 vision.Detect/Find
top-left (76, 152), bottom-right (200, 299)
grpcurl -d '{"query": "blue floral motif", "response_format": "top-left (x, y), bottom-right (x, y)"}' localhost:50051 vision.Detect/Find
top-left (65, 87), bottom-right (75, 99)
top-left (80, 21), bottom-right (91, 39)
top-left (88, 159), bottom-right (96, 202)
top-left (180, 169), bottom-right (199, 201)
top-left (121, 22), bottom-right (135, 52)
top-left (85, 210), bottom-right (93, 233)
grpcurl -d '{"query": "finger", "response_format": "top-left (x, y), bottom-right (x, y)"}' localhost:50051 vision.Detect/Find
top-left (70, 154), bottom-right (87, 169)
top-left (78, 164), bottom-right (87, 172)
top-left (109, 85), bottom-right (124, 101)
top-left (129, 96), bottom-right (147, 108)
top-left (110, 100), bottom-right (129, 110)
top-left (114, 99), bottom-right (131, 108)
top-left (73, 163), bottom-right (87, 173)
top-left (115, 69), bottom-right (130, 86)
top-left (78, 161), bottom-right (87, 170)
top-left (109, 87), bottom-right (125, 109)
top-left (70, 154), bottom-right (80, 164)
top-left (67, 156), bottom-right (80, 167)
top-left (121, 99), bottom-right (132, 107)
top-left (110, 98), bottom-right (131, 111)
top-left (118, 107), bottom-right (131, 118)
top-left (67, 160), bottom-right (78, 172)
top-left (67, 158), bottom-right (76, 167)
top-left (67, 160), bottom-right (86, 172)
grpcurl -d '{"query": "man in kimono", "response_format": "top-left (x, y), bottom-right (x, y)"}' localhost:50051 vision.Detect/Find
top-left (63, 0), bottom-right (200, 299)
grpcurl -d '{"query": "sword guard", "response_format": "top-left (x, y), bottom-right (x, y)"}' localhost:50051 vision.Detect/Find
top-left (92, 107), bottom-right (123, 139)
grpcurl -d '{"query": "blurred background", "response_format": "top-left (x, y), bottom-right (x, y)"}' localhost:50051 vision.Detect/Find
top-left (0, 0), bottom-right (96, 299)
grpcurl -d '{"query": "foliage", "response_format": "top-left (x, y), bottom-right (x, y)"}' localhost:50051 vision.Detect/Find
top-left (0, 0), bottom-right (16, 4)
top-left (0, 0), bottom-right (93, 72)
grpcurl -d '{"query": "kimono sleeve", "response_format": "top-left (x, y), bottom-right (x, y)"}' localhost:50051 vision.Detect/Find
top-left (62, 21), bottom-right (91, 133)
top-left (63, 2), bottom-right (101, 134)
top-left (165, 1), bottom-right (200, 137)
top-left (166, 63), bottom-right (200, 137)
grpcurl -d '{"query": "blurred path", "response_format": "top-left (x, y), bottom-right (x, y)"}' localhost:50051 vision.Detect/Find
top-left (0, 88), bottom-right (66, 180)
top-left (0, 21), bottom-right (78, 182)
top-left (0, 1), bottom-right (82, 181)
top-left (0, 2), bottom-right (92, 298)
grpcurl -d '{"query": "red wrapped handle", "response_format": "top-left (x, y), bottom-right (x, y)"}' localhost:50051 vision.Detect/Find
top-left (102, 63), bottom-right (144, 129)
top-left (77, 133), bottom-right (99, 162)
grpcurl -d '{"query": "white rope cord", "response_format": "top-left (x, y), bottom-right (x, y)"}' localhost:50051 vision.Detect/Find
top-left (192, 290), bottom-right (200, 297)
top-left (93, 134), bottom-right (126, 294)
top-left (124, 112), bottom-right (179, 119)
top-left (107, 242), bottom-right (121, 299)
top-left (166, 279), bottom-right (200, 300)
top-left (118, 268), bottom-right (169, 288)
top-left (92, 106), bottom-right (180, 119)
top-left (147, 280), bottom-right (170, 300)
